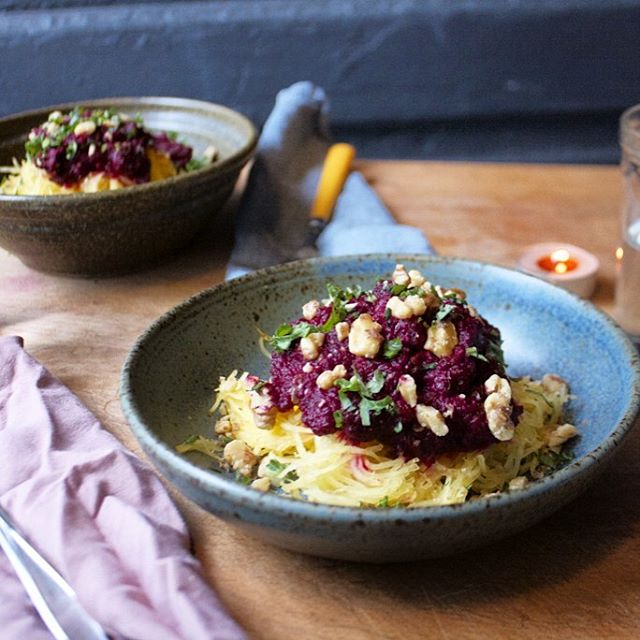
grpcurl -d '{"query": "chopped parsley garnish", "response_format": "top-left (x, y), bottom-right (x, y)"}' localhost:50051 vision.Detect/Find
top-left (186, 158), bottom-right (205, 172)
top-left (283, 470), bottom-right (299, 483)
top-left (465, 346), bottom-right (489, 362)
top-left (235, 472), bottom-right (252, 485)
top-left (366, 370), bottom-right (386, 394)
top-left (377, 496), bottom-right (390, 508)
top-left (537, 449), bottom-right (574, 469)
top-left (359, 396), bottom-right (396, 426)
top-left (267, 322), bottom-right (320, 352)
top-left (333, 410), bottom-right (344, 429)
top-left (65, 139), bottom-right (78, 160)
top-left (434, 303), bottom-right (456, 322)
top-left (321, 282), bottom-right (363, 331)
top-left (265, 458), bottom-right (298, 483)
top-left (266, 459), bottom-right (287, 474)
top-left (335, 370), bottom-right (396, 426)
top-left (382, 338), bottom-right (403, 359)
top-left (486, 328), bottom-right (506, 367)
top-left (393, 422), bottom-right (403, 433)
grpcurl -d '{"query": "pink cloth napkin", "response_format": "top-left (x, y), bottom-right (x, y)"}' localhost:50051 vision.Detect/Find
top-left (0, 336), bottom-right (246, 640)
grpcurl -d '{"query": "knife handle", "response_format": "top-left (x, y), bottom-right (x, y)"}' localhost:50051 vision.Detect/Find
top-left (310, 143), bottom-right (356, 222)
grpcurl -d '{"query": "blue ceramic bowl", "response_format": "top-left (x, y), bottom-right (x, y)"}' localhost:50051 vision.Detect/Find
top-left (120, 255), bottom-right (640, 562)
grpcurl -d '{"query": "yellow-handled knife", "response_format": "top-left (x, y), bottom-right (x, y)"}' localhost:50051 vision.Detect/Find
top-left (298, 142), bottom-right (356, 257)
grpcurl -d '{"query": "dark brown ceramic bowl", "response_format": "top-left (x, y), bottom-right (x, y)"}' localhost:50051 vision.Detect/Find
top-left (0, 97), bottom-right (257, 276)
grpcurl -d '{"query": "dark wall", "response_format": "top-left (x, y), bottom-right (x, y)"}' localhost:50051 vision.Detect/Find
top-left (2, 0), bottom-right (639, 162)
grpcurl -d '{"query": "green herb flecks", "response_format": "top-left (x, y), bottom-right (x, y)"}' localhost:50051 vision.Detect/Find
top-left (266, 459), bottom-right (287, 474)
top-left (186, 158), bottom-right (205, 172)
top-left (434, 303), bottom-right (456, 322)
top-left (335, 370), bottom-right (396, 427)
top-left (333, 410), bottom-right (344, 429)
top-left (265, 458), bottom-right (298, 484)
top-left (377, 496), bottom-right (390, 508)
top-left (359, 396), bottom-right (396, 426)
top-left (486, 327), bottom-right (506, 368)
top-left (283, 470), bottom-right (299, 484)
top-left (382, 338), bottom-right (403, 359)
top-left (65, 140), bottom-right (78, 160)
top-left (465, 346), bottom-right (489, 362)
top-left (267, 322), bottom-right (320, 352)
top-left (537, 448), bottom-right (574, 470)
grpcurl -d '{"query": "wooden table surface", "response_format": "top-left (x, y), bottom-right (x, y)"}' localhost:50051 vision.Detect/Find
top-left (2, 161), bottom-right (638, 640)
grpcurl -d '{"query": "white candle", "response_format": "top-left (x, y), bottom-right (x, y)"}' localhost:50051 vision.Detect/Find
top-left (518, 242), bottom-right (599, 298)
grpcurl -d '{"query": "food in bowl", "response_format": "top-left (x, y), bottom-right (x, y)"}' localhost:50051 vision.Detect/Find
top-left (0, 106), bottom-right (217, 195)
top-left (178, 264), bottom-right (579, 508)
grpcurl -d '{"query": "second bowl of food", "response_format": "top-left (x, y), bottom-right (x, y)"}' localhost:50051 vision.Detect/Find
top-left (0, 97), bottom-right (257, 275)
top-left (120, 255), bottom-right (640, 562)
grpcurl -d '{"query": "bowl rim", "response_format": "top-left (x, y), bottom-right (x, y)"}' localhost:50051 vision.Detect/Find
top-left (0, 96), bottom-right (257, 203)
top-left (120, 254), bottom-right (640, 523)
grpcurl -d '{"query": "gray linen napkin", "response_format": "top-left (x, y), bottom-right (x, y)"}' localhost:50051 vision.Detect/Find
top-left (226, 82), bottom-right (434, 279)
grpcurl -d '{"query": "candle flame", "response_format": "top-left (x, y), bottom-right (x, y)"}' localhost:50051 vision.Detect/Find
top-left (550, 248), bottom-right (571, 263)
top-left (536, 247), bottom-right (579, 274)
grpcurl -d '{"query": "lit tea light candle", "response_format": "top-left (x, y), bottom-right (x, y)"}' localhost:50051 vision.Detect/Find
top-left (518, 242), bottom-right (599, 298)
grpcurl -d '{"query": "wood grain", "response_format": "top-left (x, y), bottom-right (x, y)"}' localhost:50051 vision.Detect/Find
top-left (1, 162), bottom-right (637, 640)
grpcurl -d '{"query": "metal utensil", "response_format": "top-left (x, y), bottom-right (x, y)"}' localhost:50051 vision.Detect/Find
top-left (0, 504), bottom-right (109, 640)
top-left (297, 142), bottom-right (356, 258)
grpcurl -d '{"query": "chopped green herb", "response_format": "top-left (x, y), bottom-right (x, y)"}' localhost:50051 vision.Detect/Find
top-left (537, 448), bottom-right (574, 469)
top-left (183, 434), bottom-right (200, 445)
top-left (435, 303), bottom-right (455, 322)
top-left (186, 158), bottom-right (205, 172)
top-left (393, 422), bottom-right (403, 433)
top-left (320, 302), bottom-right (346, 333)
top-left (486, 331), bottom-right (506, 368)
top-left (283, 470), bottom-right (299, 483)
top-left (266, 459), bottom-right (287, 474)
top-left (390, 283), bottom-right (407, 296)
top-left (267, 322), bottom-right (320, 352)
top-left (333, 410), bottom-right (344, 429)
top-left (377, 496), bottom-right (390, 508)
top-left (465, 346), bottom-right (489, 362)
top-left (236, 472), bottom-right (252, 485)
top-left (366, 370), bottom-right (386, 394)
top-left (383, 338), bottom-right (402, 359)
top-left (359, 396), bottom-right (396, 426)
top-left (320, 282), bottom-right (364, 332)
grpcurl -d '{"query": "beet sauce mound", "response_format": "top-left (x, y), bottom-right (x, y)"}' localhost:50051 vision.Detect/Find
top-left (267, 279), bottom-right (520, 465)
top-left (29, 109), bottom-right (193, 187)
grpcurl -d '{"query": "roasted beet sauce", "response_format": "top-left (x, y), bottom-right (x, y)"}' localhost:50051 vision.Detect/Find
top-left (28, 109), bottom-right (193, 186)
top-left (268, 279), bottom-right (520, 464)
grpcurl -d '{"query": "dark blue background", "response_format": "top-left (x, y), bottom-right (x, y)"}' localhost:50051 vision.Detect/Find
top-left (2, 0), bottom-right (639, 162)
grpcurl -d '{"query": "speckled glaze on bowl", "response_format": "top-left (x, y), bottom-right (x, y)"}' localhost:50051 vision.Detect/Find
top-left (0, 97), bottom-right (256, 276)
top-left (120, 255), bottom-right (640, 562)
